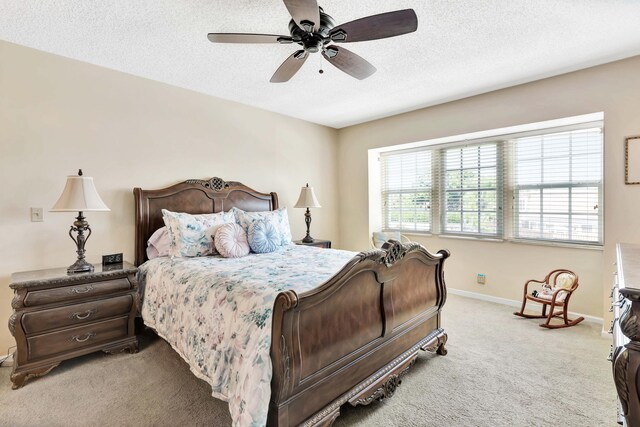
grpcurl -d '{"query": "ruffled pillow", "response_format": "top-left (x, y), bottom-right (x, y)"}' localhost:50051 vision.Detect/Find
top-left (231, 207), bottom-right (292, 246)
top-left (248, 219), bottom-right (280, 254)
top-left (215, 223), bottom-right (250, 258)
top-left (162, 209), bottom-right (235, 257)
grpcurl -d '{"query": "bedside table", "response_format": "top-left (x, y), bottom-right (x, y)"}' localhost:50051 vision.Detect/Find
top-left (8, 262), bottom-right (139, 389)
top-left (294, 239), bottom-right (331, 249)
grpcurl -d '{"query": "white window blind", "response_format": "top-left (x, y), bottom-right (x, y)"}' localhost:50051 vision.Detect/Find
top-left (380, 149), bottom-right (432, 232)
top-left (510, 127), bottom-right (603, 245)
top-left (440, 142), bottom-right (502, 237)
top-left (377, 118), bottom-right (603, 247)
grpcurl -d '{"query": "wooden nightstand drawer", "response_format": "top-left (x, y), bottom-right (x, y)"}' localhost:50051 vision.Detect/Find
top-left (21, 294), bottom-right (134, 335)
top-left (27, 316), bottom-right (129, 360)
top-left (23, 278), bottom-right (131, 307)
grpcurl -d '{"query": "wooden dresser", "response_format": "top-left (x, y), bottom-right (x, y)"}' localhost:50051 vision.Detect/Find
top-left (612, 243), bottom-right (640, 426)
top-left (8, 262), bottom-right (139, 389)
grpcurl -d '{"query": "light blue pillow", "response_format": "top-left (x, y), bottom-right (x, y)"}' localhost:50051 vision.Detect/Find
top-left (248, 219), bottom-right (281, 254)
top-left (231, 207), bottom-right (292, 246)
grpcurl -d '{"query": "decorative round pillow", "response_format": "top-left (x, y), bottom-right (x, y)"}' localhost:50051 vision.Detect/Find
top-left (214, 223), bottom-right (250, 258)
top-left (248, 219), bottom-right (281, 254)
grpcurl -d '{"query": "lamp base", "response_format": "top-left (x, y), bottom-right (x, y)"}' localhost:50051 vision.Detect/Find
top-left (302, 235), bottom-right (315, 243)
top-left (67, 258), bottom-right (94, 274)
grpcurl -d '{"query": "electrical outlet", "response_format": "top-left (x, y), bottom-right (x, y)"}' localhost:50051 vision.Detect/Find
top-left (477, 273), bottom-right (486, 285)
top-left (30, 208), bottom-right (43, 222)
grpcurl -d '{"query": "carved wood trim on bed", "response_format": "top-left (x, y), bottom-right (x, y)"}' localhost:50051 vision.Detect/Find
top-left (133, 177), bottom-right (278, 266)
top-left (133, 178), bottom-right (448, 427)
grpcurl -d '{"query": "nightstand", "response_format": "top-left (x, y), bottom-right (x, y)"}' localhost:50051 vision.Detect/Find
top-left (8, 262), bottom-right (139, 389)
top-left (294, 239), bottom-right (332, 249)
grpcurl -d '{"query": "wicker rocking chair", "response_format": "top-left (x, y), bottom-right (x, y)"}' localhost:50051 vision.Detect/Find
top-left (513, 269), bottom-right (584, 329)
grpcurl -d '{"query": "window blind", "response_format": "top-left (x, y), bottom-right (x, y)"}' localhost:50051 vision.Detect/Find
top-left (509, 127), bottom-right (603, 245)
top-left (380, 149), bottom-right (432, 232)
top-left (377, 119), bottom-right (603, 247)
top-left (439, 142), bottom-right (502, 237)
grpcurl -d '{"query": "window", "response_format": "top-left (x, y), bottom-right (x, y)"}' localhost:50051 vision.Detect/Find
top-left (441, 143), bottom-right (502, 237)
top-left (380, 150), bottom-right (432, 232)
top-left (511, 128), bottom-right (603, 245)
top-left (377, 119), bottom-right (603, 247)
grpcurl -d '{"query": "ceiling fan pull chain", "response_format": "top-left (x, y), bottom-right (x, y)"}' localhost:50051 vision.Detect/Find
top-left (319, 54), bottom-right (324, 74)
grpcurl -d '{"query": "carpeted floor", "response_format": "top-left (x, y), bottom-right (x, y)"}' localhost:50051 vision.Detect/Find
top-left (0, 294), bottom-right (617, 427)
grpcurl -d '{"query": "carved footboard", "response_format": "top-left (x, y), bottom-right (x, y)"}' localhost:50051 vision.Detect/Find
top-left (269, 241), bottom-right (449, 427)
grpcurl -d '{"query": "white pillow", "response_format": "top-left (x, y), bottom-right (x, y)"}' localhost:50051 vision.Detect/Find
top-left (232, 207), bottom-right (292, 246)
top-left (162, 209), bottom-right (235, 257)
top-left (146, 226), bottom-right (171, 260)
top-left (214, 223), bottom-right (250, 258)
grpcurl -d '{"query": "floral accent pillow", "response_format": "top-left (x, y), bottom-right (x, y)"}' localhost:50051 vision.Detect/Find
top-left (231, 207), bottom-right (292, 246)
top-left (214, 223), bottom-right (250, 258)
top-left (248, 219), bottom-right (280, 254)
top-left (162, 209), bottom-right (235, 257)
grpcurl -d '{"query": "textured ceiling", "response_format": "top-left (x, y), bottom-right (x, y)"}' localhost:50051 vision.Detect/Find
top-left (2, 1), bottom-right (640, 128)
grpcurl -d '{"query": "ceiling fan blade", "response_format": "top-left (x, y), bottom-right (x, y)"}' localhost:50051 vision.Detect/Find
top-left (282, 0), bottom-right (320, 32)
top-left (322, 46), bottom-right (376, 80)
top-left (207, 33), bottom-right (292, 44)
top-left (329, 9), bottom-right (418, 43)
top-left (270, 50), bottom-right (308, 83)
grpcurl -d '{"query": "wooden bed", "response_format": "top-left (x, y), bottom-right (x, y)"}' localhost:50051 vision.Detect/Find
top-left (133, 177), bottom-right (449, 427)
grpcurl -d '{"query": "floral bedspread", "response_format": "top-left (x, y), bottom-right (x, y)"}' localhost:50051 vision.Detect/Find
top-left (138, 244), bottom-right (356, 427)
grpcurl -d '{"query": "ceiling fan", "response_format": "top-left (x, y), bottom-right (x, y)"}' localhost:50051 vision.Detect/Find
top-left (207, 0), bottom-right (418, 83)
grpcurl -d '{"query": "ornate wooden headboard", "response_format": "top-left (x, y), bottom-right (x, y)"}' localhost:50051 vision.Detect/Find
top-left (133, 177), bottom-right (279, 266)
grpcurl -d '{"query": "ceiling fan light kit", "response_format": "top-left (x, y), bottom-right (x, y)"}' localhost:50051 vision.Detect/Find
top-left (207, 0), bottom-right (418, 82)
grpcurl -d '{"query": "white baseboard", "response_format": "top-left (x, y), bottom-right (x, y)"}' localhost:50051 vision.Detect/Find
top-left (448, 288), bottom-right (604, 325)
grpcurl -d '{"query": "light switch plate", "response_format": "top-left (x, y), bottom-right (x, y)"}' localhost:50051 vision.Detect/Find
top-left (30, 208), bottom-right (43, 222)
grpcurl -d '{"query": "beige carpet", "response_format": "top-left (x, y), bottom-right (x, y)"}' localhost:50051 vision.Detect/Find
top-left (0, 295), bottom-right (616, 427)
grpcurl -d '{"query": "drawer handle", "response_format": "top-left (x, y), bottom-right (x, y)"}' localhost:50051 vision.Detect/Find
top-left (70, 285), bottom-right (94, 294)
top-left (70, 332), bottom-right (96, 343)
top-left (69, 309), bottom-right (95, 320)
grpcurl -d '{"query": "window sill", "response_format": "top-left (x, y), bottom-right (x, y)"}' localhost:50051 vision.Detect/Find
top-left (400, 232), bottom-right (603, 251)
top-left (509, 238), bottom-right (603, 251)
top-left (438, 234), bottom-right (504, 243)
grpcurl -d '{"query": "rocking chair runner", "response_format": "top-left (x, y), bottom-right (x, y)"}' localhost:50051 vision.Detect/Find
top-left (513, 269), bottom-right (584, 329)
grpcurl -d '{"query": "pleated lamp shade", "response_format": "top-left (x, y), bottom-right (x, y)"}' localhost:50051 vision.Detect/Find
top-left (50, 175), bottom-right (110, 212)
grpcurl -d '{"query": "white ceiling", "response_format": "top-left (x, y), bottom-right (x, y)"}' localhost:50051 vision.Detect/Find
top-left (2, 1), bottom-right (640, 128)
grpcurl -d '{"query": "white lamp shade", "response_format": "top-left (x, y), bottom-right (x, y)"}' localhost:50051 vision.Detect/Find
top-left (294, 185), bottom-right (321, 209)
top-left (50, 176), bottom-right (110, 212)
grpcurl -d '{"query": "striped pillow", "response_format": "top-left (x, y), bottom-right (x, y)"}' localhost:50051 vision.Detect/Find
top-left (248, 219), bottom-right (280, 254)
top-left (214, 223), bottom-right (250, 258)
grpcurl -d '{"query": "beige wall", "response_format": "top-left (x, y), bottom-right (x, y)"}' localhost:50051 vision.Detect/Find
top-left (0, 41), bottom-right (339, 353)
top-left (337, 55), bottom-right (640, 324)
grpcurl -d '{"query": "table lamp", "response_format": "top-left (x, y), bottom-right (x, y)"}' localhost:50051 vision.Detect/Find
top-left (294, 183), bottom-right (321, 243)
top-left (50, 169), bottom-right (110, 274)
